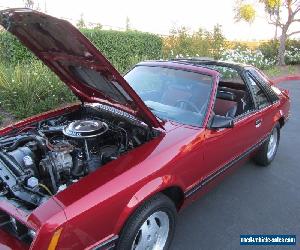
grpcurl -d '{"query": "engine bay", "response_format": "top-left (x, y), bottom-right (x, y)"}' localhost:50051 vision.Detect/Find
top-left (0, 104), bottom-right (157, 210)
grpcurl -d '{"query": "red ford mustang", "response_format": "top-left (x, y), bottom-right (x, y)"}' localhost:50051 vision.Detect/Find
top-left (0, 9), bottom-right (290, 250)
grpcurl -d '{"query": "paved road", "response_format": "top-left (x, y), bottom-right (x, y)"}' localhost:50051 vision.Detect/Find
top-left (171, 81), bottom-right (300, 250)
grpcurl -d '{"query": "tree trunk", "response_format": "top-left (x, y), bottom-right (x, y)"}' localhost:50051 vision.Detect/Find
top-left (277, 27), bottom-right (288, 66)
top-left (274, 11), bottom-right (280, 40)
top-left (274, 25), bottom-right (278, 40)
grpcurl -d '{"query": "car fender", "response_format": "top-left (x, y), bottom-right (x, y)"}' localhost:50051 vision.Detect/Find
top-left (113, 175), bottom-right (185, 233)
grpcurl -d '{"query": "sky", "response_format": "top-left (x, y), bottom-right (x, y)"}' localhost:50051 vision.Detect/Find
top-left (0, 0), bottom-right (299, 40)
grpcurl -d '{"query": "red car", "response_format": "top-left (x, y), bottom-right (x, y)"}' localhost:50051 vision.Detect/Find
top-left (0, 9), bottom-right (290, 250)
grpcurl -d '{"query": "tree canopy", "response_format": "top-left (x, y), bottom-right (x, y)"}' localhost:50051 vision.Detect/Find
top-left (234, 0), bottom-right (300, 65)
top-left (235, 3), bottom-right (256, 23)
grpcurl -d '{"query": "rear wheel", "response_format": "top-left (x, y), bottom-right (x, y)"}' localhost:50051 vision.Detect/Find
top-left (253, 123), bottom-right (280, 166)
top-left (117, 193), bottom-right (177, 250)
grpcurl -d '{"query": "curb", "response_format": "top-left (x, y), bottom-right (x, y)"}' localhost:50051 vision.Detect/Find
top-left (272, 75), bottom-right (300, 84)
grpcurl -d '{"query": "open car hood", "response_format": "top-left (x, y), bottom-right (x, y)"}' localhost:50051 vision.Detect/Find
top-left (0, 8), bottom-right (163, 129)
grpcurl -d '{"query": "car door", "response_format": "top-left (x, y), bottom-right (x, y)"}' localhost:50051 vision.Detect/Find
top-left (201, 75), bottom-right (264, 185)
top-left (202, 113), bottom-right (262, 181)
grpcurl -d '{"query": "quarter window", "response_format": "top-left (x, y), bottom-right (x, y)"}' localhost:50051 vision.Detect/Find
top-left (248, 74), bottom-right (269, 109)
top-left (249, 68), bottom-right (279, 103)
top-left (249, 68), bottom-right (269, 86)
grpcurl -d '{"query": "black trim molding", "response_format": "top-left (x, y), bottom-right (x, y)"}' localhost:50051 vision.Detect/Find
top-left (93, 235), bottom-right (118, 250)
top-left (184, 134), bottom-right (270, 198)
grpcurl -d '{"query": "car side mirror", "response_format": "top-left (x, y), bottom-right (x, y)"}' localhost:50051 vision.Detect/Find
top-left (210, 115), bottom-right (234, 129)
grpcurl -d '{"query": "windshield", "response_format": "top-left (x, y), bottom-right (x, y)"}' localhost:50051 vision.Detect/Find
top-left (125, 66), bottom-right (214, 127)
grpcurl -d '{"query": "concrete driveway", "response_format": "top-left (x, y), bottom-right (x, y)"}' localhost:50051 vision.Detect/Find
top-left (171, 81), bottom-right (300, 250)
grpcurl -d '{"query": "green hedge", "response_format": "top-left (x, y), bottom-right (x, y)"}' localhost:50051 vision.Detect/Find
top-left (0, 32), bottom-right (34, 65)
top-left (0, 29), bottom-right (162, 119)
top-left (82, 29), bottom-right (162, 72)
top-left (0, 29), bottom-right (163, 73)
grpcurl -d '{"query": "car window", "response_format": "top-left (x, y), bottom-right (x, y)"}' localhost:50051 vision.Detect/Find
top-left (247, 74), bottom-right (270, 109)
top-left (124, 66), bottom-right (214, 127)
top-left (248, 68), bottom-right (279, 103)
top-left (213, 73), bottom-right (255, 119)
top-left (199, 65), bottom-right (244, 84)
top-left (248, 68), bottom-right (269, 86)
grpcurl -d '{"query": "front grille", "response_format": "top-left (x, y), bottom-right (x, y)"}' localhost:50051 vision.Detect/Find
top-left (0, 210), bottom-right (35, 245)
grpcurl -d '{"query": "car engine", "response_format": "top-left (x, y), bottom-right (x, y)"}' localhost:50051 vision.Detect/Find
top-left (0, 105), bottom-right (154, 210)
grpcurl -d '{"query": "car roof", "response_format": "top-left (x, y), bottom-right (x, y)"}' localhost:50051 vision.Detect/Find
top-left (135, 60), bottom-right (220, 77)
top-left (138, 58), bottom-right (251, 73)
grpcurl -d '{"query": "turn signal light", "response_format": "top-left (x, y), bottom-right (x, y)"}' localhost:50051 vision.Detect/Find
top-left (48, 228), bottom-right (63, 250)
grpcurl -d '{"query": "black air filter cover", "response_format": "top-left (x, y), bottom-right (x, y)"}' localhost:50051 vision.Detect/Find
top-left (63, 120), bottom-right (108, 138)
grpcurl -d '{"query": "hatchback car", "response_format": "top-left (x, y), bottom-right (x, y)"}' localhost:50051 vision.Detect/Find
top-left (0, 9), bottom-right (290, 250)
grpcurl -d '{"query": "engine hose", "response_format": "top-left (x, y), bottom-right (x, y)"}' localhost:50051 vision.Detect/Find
top-left (6, 135), bottom-right (47, 153)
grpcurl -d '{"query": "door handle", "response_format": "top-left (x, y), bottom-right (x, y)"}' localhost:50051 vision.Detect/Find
top-left (255, 119), bottom-right (262, 128)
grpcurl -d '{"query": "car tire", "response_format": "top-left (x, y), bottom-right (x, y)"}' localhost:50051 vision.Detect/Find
top-left (116, 193), bottom-right (177, 250)
top-left (253, 123), bottom-right (280, 166)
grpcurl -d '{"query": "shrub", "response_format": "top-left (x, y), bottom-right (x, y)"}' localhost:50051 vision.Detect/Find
top-left (285, 46), bottom-right (300, 64)
top-left (0, 31), bottom-right (36, 64)
top-left (229, 42), bottom-right (252, 51)
top-left (82, 29), bottom-right (163, 72)
top-left (258, 40), bottom-right (278, 61)
top-left (0, 28), bottom-right (163, 120)
top-left (220, 46), bottom-right (276, 69)
top-left (259, 39), bottom-right (300, 64)
top-left (286, 39), bottom-right (300, 51)
top-left (163, 24), bottom-right (226, 60)
top-left (0, 61), bottom-right (76, 119)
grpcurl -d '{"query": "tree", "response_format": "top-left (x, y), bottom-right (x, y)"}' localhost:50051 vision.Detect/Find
top-left (234, 2), bottom-right (256, 23)
top-left (94, 23), bottom-right (103, 30)
top-left (23, 0), bottom-right (40, 10)
top-left (234, 0), bottom-right (300, 65)
top-left (163, 25), bottom-right (225, 59)
top-left (125, 17), bottom-right (131, 31)
top-left (23, 0), bottom-right (34, 8)
top-left (262, 0), bottom-right (281, 39)
top-left (77, 13), bottom-right (86, 29)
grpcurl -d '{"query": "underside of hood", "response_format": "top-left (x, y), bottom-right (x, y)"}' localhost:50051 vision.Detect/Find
top-left (0, 8), bottom-right (163, 129)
